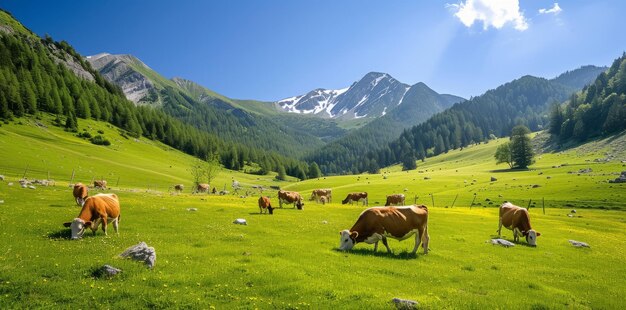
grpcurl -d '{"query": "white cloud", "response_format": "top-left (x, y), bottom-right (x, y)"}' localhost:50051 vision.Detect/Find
top-left (447, 0), bottom-right (529, 31)
top-left (539, 3), bottom-right (562, 15)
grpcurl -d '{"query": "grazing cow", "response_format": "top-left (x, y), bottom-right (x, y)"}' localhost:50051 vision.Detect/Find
top-left (342, 192), bottom-right (368, 206)
top-left (339, 205), bottom-right (429, 255)
top-left (196, 183), bottom-right (210, 193)
top-left (63, 193), bottom-right (120, 240)
top-left (385, 194), bottom-right (405, 206)
top-left (497, 202), bottom-right (541, 246)
top-left (73, 182), bottom-right (88, 206)
top-left (320, 196), bottom-right (328, 205)
top-left (258, 196), bottom-right (274, 214)
top-left (174, 184), bottom-right (184, 193)
top-left (310, 189), bottom-right (332, 203)
top-left (94, 180), bottom-right (107, 189)
top-left (277, 190), bottom-right (304, 209)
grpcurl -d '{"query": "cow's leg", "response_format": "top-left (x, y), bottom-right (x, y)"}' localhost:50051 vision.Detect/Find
top-left (411, 230), bottom-right (422, 255)
top-left (422, 225), bottom-right (430, 254)
top-left (513, 228), bottom-right (520, 243)
top-left (112, 217), bottom-right (119, 234)
top-left (497, 217), bottom-right (503, 236)
top-left (101, 217), bottom-right (108, 236)
top-left (279, 199), bottom-right (283, 208)
top-left (381, 236), bottom-right (391, 253)
top-left (259, 206), bottom-right (263, 214)
top-left (373, 241), bottom-right (378, 252)
top-left (91, 218), bottom-right (101, 235)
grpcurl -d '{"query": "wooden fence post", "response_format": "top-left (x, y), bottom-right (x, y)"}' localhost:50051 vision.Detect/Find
top-left (470, 193), bottom-right (477, 209)
top-left (430, 194), bottom-right (435, 208)
top-left (542, 197), bottom-right (545, 215)
top-left (527, 199), bottom-right (532, 211)
top-left (451, 194), bottom-right (459, 208)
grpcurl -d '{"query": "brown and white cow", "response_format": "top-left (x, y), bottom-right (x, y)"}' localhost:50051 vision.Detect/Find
top-left (258, 196), bottom-right (274, 214)
top-left (339, 205), bottom-right (429, 255)
top-left (342, 192), bottom-right (368, 206)
top-left (73, 182), bottom-right (88, 206)
top-left (196, 183), bottom-right (210, 193)
top-left (310, 189), bottom-right (332, 203)
top-left (385, 194), bottom-right (405, 206)
top-left (63, 193), bottom-right (121, 240)
top-left (497, 202), bottom-right (541, 246)
top-left (277, 190), bottom-right (304, 209)
top-left (93, 180), bottom-right (107, 189)
top-left (174, 184), bottom-right (184, 193)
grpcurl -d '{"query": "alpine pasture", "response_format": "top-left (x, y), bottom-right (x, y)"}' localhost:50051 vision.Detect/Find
top-left (1, 116), bottom-right (625, 309)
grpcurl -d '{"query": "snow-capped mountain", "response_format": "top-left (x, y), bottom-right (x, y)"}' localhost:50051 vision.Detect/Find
top-left (277, 72), bottom-right (452, 121)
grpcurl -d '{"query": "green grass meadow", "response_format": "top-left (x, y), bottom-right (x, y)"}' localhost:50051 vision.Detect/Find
top-left (1, 116), bottom-right (625, 309)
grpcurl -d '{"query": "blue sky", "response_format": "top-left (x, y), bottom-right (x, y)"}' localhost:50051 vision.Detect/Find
top-left (2, 1), bottom-right (625, 101)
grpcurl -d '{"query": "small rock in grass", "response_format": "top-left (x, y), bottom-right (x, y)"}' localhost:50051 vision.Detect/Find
top-left (0, 200), bottom-right (3, 204)
top-left (569, 240), bottom-right (590, 248)
top-left (186, 208), bottom-right (198, 212)
top-left (567, 214), bottom-right (574, 217)
top-left (119, 242), bottom-right (156, 269)
top-left (8, 182), bottom-right (13, 186)
top-left (392, 297), bottom-right (419, 309)
top-left (571, 209), bottom-right (577, 214)
top-left (322, 220), bottom-right (328, 224)
top-left (92, 264), bottom-right (121, 278)
top-left (532, 184), bottom-right (541, 188)
top-left (27, 185), bottom-right (36, 190)
top-left (490, 239), bottom-right (515, 247)
top-left (0, 175), bottom-right (4, 181)
top-left (233, 218), bottom-right (247, 225)
top-left (491, 176), bottom-right (497, 182)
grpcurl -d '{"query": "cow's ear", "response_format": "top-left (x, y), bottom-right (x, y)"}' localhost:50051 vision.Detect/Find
top-left (536, 232), bottom-right (541, 237)
top-left (63, 222), bottom-right (71, 227)
top-left (84, 221), bottom-right (92, 227)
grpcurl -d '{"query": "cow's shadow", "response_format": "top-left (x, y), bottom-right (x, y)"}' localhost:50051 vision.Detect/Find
top-left (47, 229), bottom-right (72, 240)
top-left (334, 248), bottom-right (423, 260)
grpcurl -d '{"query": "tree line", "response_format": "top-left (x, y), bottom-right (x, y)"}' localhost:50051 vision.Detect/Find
top-left (308, 76), bottom-right (573, 174)
top-left (0, 22), bottom-right (313, 180)
top-left (549, 53), bottom-right (626, 142)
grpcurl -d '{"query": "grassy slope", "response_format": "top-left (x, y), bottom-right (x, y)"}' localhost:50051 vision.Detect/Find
top-left (0, 115), bottom-right (293, 191)
top-left (0, 117), bottom-right (625, 308)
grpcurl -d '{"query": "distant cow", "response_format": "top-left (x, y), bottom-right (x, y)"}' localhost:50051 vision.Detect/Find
top-left (93, 180), bottom-right (107, 190)
top-left (385, 194), bottom-right (405, 206)
top-left (310, 189), bottom-right (332, 203)
top-left (278, 190), bottom-right (304, 209)
top-left (174, 184), bottom-right (184, 193)
top-left (258, 196), bottom-right (274, 214)
top-left (320, 196), bottom-right (328, 205)
top-left (339, 205), bottom-right (429, 255)
top-left (342, 192), bottom-right (368, 206)
top-left (63, 193), bottom-right (121, 240)
top-left (73, 182), bottom-right (88, 206)
top-left (196, 183), bottom-right (210, 193)
top-left (497, 202), bottom-right (541, 246)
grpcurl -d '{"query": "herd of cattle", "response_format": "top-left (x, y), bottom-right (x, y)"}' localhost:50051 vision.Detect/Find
top-left (65, 184), bottom-right (541, 253)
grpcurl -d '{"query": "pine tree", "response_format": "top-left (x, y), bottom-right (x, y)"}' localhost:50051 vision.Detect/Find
top-left (510, 125), bottom-right (534, 169)
top-left (276, 165), bottom-right (287, 181)
top-left (308, 162), bottom-right (322, 179)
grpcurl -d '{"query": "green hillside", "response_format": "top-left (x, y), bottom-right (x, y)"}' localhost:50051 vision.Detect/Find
top-left (0, 114), bottom-right (292, 190)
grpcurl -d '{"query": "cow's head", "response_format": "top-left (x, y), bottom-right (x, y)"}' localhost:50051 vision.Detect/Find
top-left (63, 218), bottom-right (91, 240)
top-left (296, 200), bottom-right (304, 210)
top-left (339, 230), bottom-right (359, 251)
top-left (342, 198), bottom-right (349, 205)
top-left (524, 229), bottom-right (541, 246)
top-left (268, 206), bottom-right (274, 215)
top-left (76, 197), bottom-right (86, 207)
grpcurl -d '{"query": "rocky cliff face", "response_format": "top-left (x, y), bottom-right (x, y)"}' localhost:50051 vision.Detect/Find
top-left (86, 53), bottom-right (157, 104)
